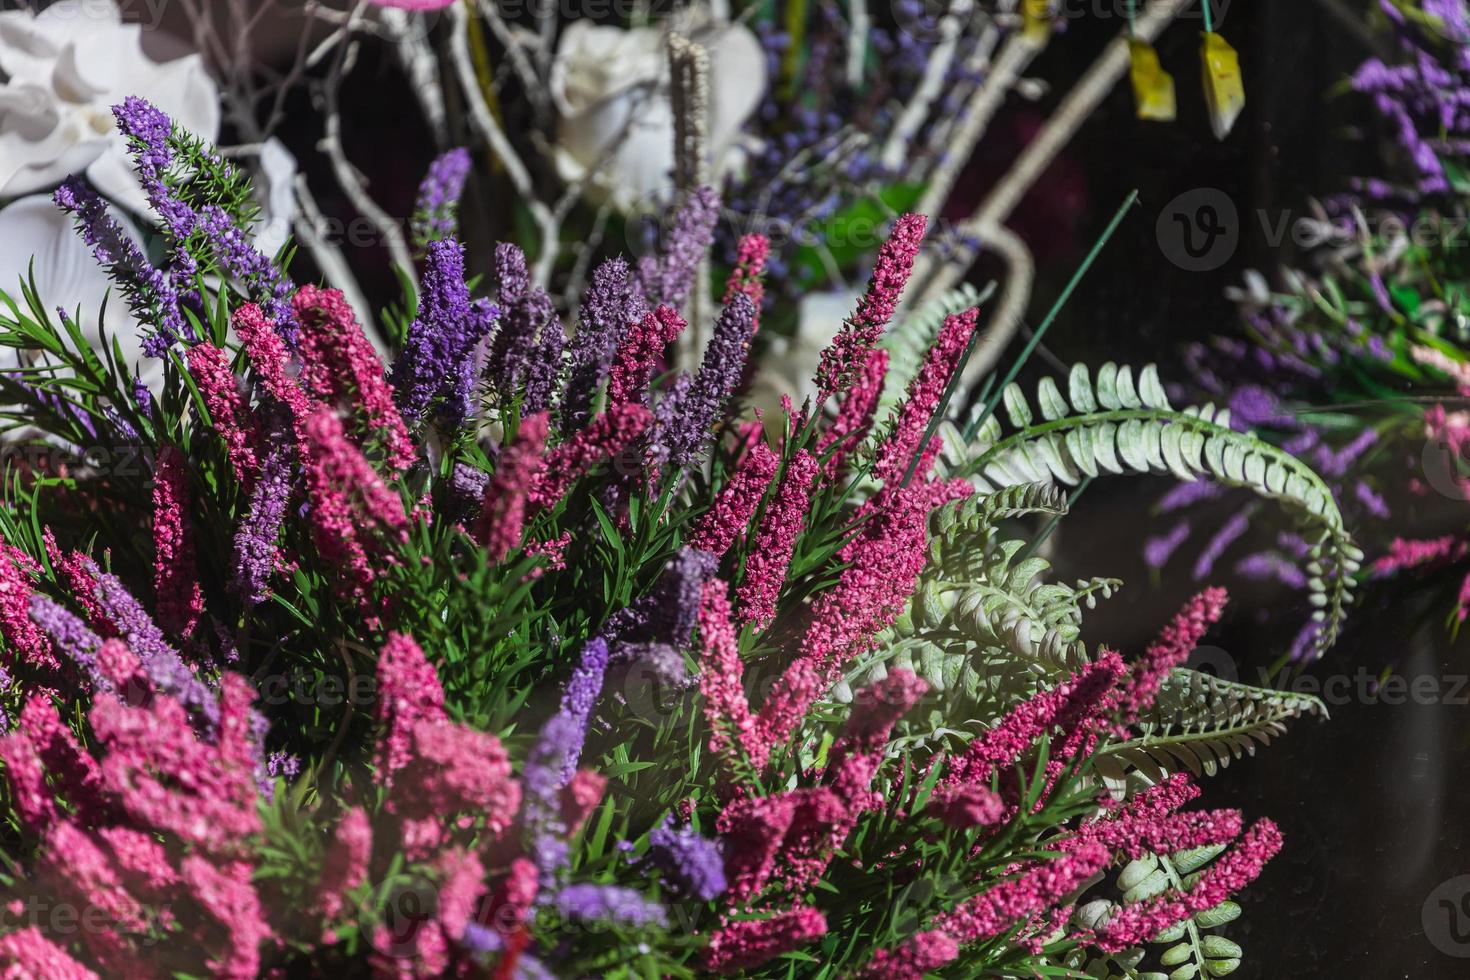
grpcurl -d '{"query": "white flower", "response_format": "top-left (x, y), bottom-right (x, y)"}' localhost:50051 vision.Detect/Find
top-left (251, 138), bottom-right (299, 259)
top-left (0, 0), bottom-right (220, 216)
top-left (550, 17), bottom-right (765, 212)
top-left (0, 193), bottom-right (154, 384)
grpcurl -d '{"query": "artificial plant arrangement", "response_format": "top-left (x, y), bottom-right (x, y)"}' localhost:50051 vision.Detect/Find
top-left (1150, 0), bottom-right (1470, 634)
top-left (0, 97), bottom-right (1357, 978)
top-left (0, 0), bottom-right (1245, 357)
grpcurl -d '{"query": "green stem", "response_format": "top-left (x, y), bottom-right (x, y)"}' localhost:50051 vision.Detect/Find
top-left (964, 190), bottom-right (1140, 443)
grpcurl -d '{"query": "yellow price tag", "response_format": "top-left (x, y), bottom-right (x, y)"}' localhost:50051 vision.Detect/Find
top-left (1201, 32), bottom-right (1245, 140)
top-left (1129, 39), bottom-right (1177, 122)
top-left (1023, 0), bottom-right (1053, 42)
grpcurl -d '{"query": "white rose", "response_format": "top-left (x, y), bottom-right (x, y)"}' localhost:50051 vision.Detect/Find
top-left (0, 0), bottom-right (220, 216)
top-left (550, 17), bottom-right (766, 213)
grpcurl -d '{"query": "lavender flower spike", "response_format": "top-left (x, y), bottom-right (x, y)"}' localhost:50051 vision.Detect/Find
top-left (91, 570), bottom-right (218, 728)
top-left (53, 178), bottom-right (189, 356)
top-left (27, 595), bottom-right (108, 691)
top-left (661, 292), bottom-right (758, 467)
top-left (411, 147), bottom-right (473, 246)
top-left (521, 637), bottom-right (611, 879)
top-left (552, 883), bottom-right (668, 929)
top-left (638, 187), bottom-right (720, 309)
top-left (390, 239), bottom-right (497, 423)
top-left (232, 438), bottom-right (294, 605)
top-left (561, 258), bottom-right (648, 432)
top-left (647, 818), bottom-right (727, 901)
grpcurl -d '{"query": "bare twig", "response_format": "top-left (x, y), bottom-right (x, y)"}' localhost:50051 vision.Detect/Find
top-left (315, 4), bottom-right (419, 292)
top-left (917, 0), bottom-right (1193, 399)
top-left (882, 0), bottom-right (975, 171)
top-left (446, 1), bottom-right (560, 287)
top-left (292, 174), bottom-right (387, 356)
top-left (669, 32), bottom-right (713, 365)
top-left (379, 8), bottom-right (449, 145)
top-left (846, 0), bottom-right (870, 87)
top-left (912, 29), bottom-right (1043, 225)
top-left (474, 0), bottom-right (551, 122)
top-left (953, 222), bottom-right (1033, 403)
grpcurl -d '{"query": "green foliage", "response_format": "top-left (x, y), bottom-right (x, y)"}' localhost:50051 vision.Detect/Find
top-left (953, 363), bottom-right (1361, 658)
top-left (1097, 670), bottom-right (1327, 783)
top-left (1073, 848), bottom-right (1248, 980)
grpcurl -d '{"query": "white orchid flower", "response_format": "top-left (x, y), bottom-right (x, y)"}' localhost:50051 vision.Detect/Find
top-left (0, 0), bottom-right (220, 217)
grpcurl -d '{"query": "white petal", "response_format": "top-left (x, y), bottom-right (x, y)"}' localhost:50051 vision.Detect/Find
top-left (252, 138), bottom-right (298, 257)
top-left (697, 23), bottom-right (768, 156)
top-left (0, 194), bottom-right (144, 367)
top-left (550, 20), bottom-right (665, 116)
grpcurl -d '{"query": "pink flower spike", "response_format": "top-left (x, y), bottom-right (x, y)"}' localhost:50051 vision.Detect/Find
top-left (299, 408), bottom-right (410, 603)
top-left (607, 305), bottom-right (686, 408)
top-left (856, 929), bottom-right (959, 980)
top-left (926, 783), bottom-right (1005, 830)
top-left (704, 906), bottom-right (828, 974)
top-left (736, 450), bottom-right (819, 628)
top-left (722, 233), bottom-right (770, 332)
top-left (560, 769), bottom-right (607, 834)
top-left (688, 441), bottom-right (780, 556)
top-left (1094, 819), bottom-right (1282, 952)
top-left (185, 342), bottom-right (260, 487)
top-left (944, 652), bottom-right (1125, 791)
top-left (1119, 586), bottom-right (1229, 723)
top-left (375, 632), bottom-right (448, 783)
top-left (179, 853), bottom-right (273, 978)
top-left (318, 806), bottom-right (372, 922)
top-left (434, 848), bottom-right (487, 942)
top-left (294, 284), bottom-right (416, 472)
top-left (826, 670), bottom-right (929, 814)
top-left (819, 348), bottom-right (888, 479)
top-left (871, 307), bottom-right (979, 485)
top-left (476, 412), bottom-right (551, 561)
top-left (232, 302), bottom-right (316, 422)
top-left (0, 542), bottom-right (57, 670)
top-left (814, 214), bottom-right (926, 399)
top-left (19, 695), bottom-right (108, 823)
top-left (530, 403), bottom-right (651, 508)
top-left (932, 842), bottom-right (1111, 946)
top-left (697, 580), bottom-right (759, 770)
top-left (0, 926), bottom-right (99, 979)
top-left (152, 445), bottom-right (203, 639)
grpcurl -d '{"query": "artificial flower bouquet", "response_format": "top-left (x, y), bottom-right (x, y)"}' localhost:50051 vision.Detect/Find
top-left (0, 84), bottom-right (1365, 978)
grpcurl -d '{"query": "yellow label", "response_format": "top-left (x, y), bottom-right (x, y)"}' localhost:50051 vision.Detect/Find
top-left (1129, 39), bottom-right (1177, 122)
top-left (1023, 0), bottom-right (1053, 41)
top-left (1201, 32), bottom-right (1245, 140)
